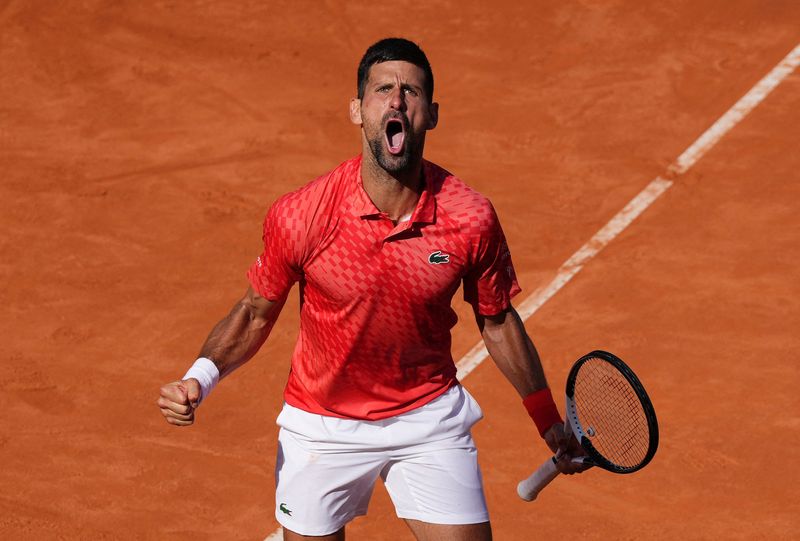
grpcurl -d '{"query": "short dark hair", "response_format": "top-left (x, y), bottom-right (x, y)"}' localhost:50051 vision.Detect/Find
top-left (357, 38), bottom-right (434, 101)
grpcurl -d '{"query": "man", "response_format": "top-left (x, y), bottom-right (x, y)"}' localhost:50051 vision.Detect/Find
top-left (158, 38), bottom-right (586, 541)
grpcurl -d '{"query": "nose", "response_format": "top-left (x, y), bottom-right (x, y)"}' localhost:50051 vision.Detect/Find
top-left (388, 87), bottom-right (406, 111)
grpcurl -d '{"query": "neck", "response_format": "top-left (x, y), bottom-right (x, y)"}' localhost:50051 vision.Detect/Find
top-left (360, 149), bottom-right (425, 222)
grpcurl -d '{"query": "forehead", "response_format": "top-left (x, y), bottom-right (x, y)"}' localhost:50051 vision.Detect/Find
top-left (366, 60), bottom-right (428, 88)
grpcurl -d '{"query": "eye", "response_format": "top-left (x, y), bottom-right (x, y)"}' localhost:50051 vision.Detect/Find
top-left (403, 87), bottom-right (418, 96)
top-left (376, 84), bottom-right (392, 93)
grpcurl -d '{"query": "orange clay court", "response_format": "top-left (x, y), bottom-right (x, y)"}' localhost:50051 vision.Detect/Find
top-left (2, 2), bottom-right (799, 539)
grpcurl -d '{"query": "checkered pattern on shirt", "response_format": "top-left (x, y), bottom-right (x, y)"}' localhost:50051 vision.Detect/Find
top-left (248, 155), bottom-right (521, 420)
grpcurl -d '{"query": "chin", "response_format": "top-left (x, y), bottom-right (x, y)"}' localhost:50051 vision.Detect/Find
top-left (377, 152), bottom-right (412, 173)
top-left (369, 139), bottom-right (415, 174)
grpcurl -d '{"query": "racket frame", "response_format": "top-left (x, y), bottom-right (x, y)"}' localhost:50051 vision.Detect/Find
top-left (517, 350), bottom-right (659, 502)
top-left (566, 350), bottom-right (659, 474)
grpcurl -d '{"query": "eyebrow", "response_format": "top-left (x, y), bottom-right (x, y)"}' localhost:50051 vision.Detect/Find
top-left (372, 80), bottom-right (424, 93)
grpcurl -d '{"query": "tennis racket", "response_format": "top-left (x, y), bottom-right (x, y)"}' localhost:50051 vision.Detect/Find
top-left (517, 350), bottom-right (658, 501)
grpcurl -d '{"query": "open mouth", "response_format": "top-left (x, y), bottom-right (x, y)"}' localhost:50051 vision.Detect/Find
top-left (385, 119), bottom-right (405, 155)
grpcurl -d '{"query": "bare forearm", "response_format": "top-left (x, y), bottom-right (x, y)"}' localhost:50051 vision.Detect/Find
top-left (480, 308), bottom-right (549, 397)
top-left (198, 293), bottom-right (284, 378)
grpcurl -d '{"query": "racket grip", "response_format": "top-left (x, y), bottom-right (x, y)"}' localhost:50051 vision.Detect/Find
top-left (517, 457), bottom-right (560, 501)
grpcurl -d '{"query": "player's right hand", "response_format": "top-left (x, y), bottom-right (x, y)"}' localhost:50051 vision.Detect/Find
top-left (544, 423), bottom-right (592, 475)
top-left (157, 379), bottom-right (201, 426)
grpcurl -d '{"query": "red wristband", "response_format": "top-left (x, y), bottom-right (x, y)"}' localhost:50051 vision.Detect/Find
top-left (523, 388), bottom-right (563, 438)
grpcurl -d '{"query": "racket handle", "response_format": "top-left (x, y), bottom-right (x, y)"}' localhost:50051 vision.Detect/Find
top-left (517, 457), bottom-right (560, 501)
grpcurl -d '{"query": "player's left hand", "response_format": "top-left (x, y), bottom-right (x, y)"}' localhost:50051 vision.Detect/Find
top-left (544, 423), bottom-right (593, 475)
top-left (157, 379), bottom-right (201, 426)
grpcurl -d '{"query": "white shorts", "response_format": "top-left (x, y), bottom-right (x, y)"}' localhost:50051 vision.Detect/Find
top-left (274, 384), bottom-right (488, 536)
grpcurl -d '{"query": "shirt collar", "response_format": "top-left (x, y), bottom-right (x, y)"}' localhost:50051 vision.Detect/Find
top-left (351, 158), bottom-right (437, 226)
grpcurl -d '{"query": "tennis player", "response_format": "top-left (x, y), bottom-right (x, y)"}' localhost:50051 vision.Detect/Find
top-left (158, 38), bottom-right (586, 541)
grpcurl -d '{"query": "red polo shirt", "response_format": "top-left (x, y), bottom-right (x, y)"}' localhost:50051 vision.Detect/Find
top-left (248, 155), bottom-right (521, 420)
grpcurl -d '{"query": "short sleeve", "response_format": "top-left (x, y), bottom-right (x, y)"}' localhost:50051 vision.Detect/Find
top-left (247, 198), bottom-right (304, 301)
top-left (462, 203), bottom-right (521, 315)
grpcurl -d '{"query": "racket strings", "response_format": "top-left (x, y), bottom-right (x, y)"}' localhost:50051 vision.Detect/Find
top-left (573, 358), bottom-right (650, 469)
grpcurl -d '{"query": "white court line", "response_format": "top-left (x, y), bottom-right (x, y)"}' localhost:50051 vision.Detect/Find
top-left (455, 177), bottom-right (673, 380)
top-left (670, 42), bottom-right (800, 175)
top-left (264, 41), bottom-right (800, 541)
top-left (457, 41), bottom-right (800, 380)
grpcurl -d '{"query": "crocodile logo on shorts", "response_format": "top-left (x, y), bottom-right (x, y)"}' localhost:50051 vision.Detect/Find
top-left (428, 250), bottom-right (450, 264)
top-left (279, 503), bottom-right (292, 516)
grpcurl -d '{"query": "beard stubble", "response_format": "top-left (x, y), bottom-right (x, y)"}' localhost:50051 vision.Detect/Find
top-left (366, 112), bottom-right (418, 174)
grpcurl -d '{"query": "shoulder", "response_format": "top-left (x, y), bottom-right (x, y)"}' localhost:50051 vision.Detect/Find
top-left (266, 156), bottom-right (361, 223)
top-left (425, 160), bottom-right (498, 230)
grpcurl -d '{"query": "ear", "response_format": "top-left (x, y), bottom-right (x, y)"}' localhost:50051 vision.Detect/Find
top-left (427, 101), bottom-right (439, 130)
top-left (349, 98), bottom-right (362, 125)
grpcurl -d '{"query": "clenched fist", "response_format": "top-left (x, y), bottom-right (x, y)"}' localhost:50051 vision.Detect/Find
top-left (157, 379), bottom-right (201, 426)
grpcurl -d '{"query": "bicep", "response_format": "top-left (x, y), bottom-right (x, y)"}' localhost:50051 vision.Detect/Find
top-left (462, 203), bottom-right (521, 316)
top-left (247, 198), bottom-right (305, 302)
top-left (241, 286), bottom-right (285, 327)
top-left (476, 306), bottom-right (515, 338)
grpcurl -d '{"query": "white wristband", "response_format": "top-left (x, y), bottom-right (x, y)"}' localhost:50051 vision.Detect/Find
top-left (182, 357), bottom-right (220, 406)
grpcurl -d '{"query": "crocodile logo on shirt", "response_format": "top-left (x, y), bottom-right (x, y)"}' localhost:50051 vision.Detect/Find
top-left (428, 250), bottom-right (450, 264)
top-left (279, 503), bottom-right (292, 516)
